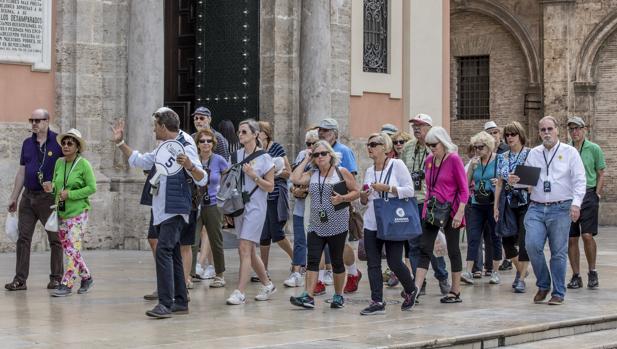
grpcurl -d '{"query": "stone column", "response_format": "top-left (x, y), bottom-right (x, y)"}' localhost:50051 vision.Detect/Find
top-left (542, 0), bottom-right (575, 133)
top-left (127, 0), bottom-right (164, 153)
top-left (299, 0), bottom-right (332, 130)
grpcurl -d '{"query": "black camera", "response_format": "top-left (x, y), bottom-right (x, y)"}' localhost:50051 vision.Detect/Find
top-left (58, 200), bottom-right (66, 212)
top-left (411, 170), bottom-right (425, 190)
top-left (509, 189), bottom-right (529, 208)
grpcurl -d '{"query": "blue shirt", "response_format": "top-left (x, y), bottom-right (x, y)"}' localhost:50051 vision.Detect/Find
top-left (20, 130), bottom-right (63, 191)
top-left (332, 141), bottom-right (357, 174)
top-left (201, 153), bottom-right (229, 206)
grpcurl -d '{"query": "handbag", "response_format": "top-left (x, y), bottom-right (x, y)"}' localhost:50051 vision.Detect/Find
top-left (423, 155), bottom-right (452, 228)
top-left (373, 164), bottom-right (422, 241)
top-left (45, 205), bottom-right (59, 232)
top-left (348, 207), bottom-right (364, 241)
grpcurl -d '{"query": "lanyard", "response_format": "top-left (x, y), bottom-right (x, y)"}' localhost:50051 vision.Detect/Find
top-left (317, 165), bottom-right (333, 205)
top-left (37, 141), bottom-right (47, 172)
top-left (412, 143), bottom-right (427, 172)
top-left (201, 154), bottom-right (212, 185)
top-left (542, 142), bottom-right (561, 176)
top-left (478, 154), bottom-right (493, 179)
top-left (429, 154), bottom-right (445, 195)
top-left (63, 156), bottom-right (80, 190)
top-left (373, 158), bottom-right (389, 185)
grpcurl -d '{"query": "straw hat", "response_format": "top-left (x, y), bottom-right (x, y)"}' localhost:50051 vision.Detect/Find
top-left (57, 128), bottom-right (86, 152)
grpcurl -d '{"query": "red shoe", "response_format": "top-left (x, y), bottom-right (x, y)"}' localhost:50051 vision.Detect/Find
top-left (344, 270), bottom-right (362, 294)
top-left (313, 281), bottom-right (326, 296)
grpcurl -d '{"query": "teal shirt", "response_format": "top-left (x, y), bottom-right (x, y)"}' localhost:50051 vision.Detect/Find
top-left (572, 139), bottom-right (606, 188)
top-left (52, 156), bottom-right (97, 219)
top-left (471, 157), bottom-right (497, 205)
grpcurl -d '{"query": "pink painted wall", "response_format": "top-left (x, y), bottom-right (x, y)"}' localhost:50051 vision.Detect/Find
top-left (350, 93), bottom-right (404, 138)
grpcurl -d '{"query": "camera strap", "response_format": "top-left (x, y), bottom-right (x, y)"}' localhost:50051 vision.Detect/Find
top-left (62, 156), bottom-right (82, 191)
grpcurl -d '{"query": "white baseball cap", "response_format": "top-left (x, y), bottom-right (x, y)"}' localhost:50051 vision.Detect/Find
top-left (484, 121), bottom-right (498, 131)
top-left (409, 113), bottom-right (433, 126)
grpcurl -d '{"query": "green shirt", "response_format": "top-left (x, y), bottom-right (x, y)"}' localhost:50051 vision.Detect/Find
top-left (400, 139), bottom-right (429, 203)
top-left (572, 139), bottom-right (606, 188)
top-left (52, 156), bottom-right (97, 219)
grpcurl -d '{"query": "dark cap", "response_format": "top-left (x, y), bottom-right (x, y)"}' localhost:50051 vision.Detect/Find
top-left (192, 107), bottom-right (211, 117)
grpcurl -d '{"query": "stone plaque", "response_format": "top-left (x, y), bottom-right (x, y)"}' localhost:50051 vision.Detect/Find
top-left (0, 0), bottom-right (51, 71)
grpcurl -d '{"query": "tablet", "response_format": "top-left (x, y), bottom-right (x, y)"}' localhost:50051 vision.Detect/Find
top-left (513, 165), bottom-right (541, 186)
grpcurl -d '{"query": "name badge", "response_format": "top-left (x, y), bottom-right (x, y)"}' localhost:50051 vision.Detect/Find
top-left (543, 181), bottom-right (551, 193)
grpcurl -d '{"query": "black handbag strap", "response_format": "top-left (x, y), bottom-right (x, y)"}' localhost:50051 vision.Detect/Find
top-left (381, 161), bottom-right (395, 200)
top-left (232, 149), bottom-right (266, 166)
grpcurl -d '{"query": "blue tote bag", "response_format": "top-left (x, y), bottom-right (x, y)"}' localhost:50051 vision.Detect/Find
top-left (373, 164), bottom-right (423, 241)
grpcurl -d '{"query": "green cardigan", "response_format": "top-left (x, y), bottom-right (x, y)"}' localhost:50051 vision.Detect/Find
top-left (51, 156), bottom-right (97, 219)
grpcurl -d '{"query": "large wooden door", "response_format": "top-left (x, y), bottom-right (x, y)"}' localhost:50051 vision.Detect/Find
top-left (194, 0), bottom-right (260, 128)
top-left (164, 0), bottom-right (196, 132)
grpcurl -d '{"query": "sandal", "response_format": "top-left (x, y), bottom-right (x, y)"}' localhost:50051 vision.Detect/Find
top-left (5, 280), bottom-right (27, 291)
top-left (473, 271), bottom-right (482, 279)
top-left (440, 292), bottom-right (462, 304)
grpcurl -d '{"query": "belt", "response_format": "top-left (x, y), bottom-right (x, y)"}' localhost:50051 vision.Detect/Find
top-left (586, 187), bottom-right (596, 192)
top-left (530, 200), bottom-right (571, 206)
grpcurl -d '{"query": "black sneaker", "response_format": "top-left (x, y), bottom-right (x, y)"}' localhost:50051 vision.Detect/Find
top-left (588, 271), bottom-right (599, 289)
top-left (499, 260), bottom-right (513, 271)
top-left (170, 303), bottom-right (189, 314)
top-left (360, 301), bottom-right (386, 315)
top-left (51, 284), bottom-right (72, 297)
top-left (330, 294), bottom-right (345, 309)
top-left (567, 274), bottom-right (583, 289)
top-left (47, 280), bottom-right (60, 290)
top-left (290, 292), bottom-right (315, 309)
top-left (401, 286), bottom-right (419, 311)
top-left (5, 279), bottom-right (27, 291)
top-left (145, 304), bottom-right (172, 319)
top-left (420, 280), bottom-right (427, 296)
top-left (77, 278), bottom-right (94, 294)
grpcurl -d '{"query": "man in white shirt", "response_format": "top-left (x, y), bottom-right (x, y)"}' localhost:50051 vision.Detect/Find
top-left (522, 116), bottom-right (586, 305)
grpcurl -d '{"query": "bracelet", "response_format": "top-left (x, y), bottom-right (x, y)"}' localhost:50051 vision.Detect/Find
top-left (115, 140), bottom-right (125, 147)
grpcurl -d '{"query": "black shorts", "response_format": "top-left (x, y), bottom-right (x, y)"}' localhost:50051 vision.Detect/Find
top-left (147, 211), bottom-right (158, 239)
top-left (570, 190), bottom-right (600, 237)
top-left (260, 199), bottom-right (287, 246)
top-left (180, 210), bottom-right (198, 245)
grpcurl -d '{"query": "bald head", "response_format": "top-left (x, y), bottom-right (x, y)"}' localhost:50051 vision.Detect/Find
top-left (30, 108), bottom-right (50, 134)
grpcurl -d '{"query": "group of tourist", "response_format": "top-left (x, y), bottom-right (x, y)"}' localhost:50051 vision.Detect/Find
top-left (5, 106), bottom-right (605, 318)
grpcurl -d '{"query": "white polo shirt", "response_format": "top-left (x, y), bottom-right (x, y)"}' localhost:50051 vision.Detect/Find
top-left (524, 141), bottom-right (586, 207)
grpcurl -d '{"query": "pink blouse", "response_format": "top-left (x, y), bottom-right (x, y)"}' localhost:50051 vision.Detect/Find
top-left (423, 152), bottom-right (470, 227)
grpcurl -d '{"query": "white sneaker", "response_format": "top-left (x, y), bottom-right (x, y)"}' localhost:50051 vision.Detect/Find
top-left (226, 289), bottom-right (246, 305)
top-left (284, 272), bottom-right (304, 287)
top-left (461, 271), bottom-right (474, 285)
top-left (201, 265), bottom-right (216, 279)
top-left (255, 282), bottom-right (277, 301)
top-left (323, 270), bottom-right (334, 286)
top-left (195, 263), bottom-right (204, 276)
top-left (489, 271), bottom-right (501, 285)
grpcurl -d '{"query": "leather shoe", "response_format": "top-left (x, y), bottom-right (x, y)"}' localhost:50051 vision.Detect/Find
top-left (548, 296), bottom-right (564, 305)
top-left (47, 280), bottom-right (60, 290)
top-left (533, 289), bottom-right (550, 304)
top-left (5, 280), bottom-right (27, 291)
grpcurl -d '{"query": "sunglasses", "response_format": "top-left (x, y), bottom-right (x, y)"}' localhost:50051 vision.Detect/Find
top-left (306, 141), bottom-right (315, 147)
top-left (29, 118), bottom-right (47, 124)
top-left (61, 140), bottom-right (75, 147)
top-left (568, 126), bottom-right (583, 132)
top-left (426, 143), bottom-right (439, 148)
top-left (473, 145), bottom-right (485, 150)
top-left (311, 151), bottom-right (330, 158)
top-left (540, 127), bottom-right (554, 133)
top-left (504, 133), bottom-right (518, 138)
top-left (199, 139), bottom-right (213, 144)
top-left (194, 116), bottom-right (208, 121)
top-left (237, 129), bottom-right (249, 135)
top-left (393, 140), bottom-right (406, 145)
top-left (366, 142), bottom-right (383, 148)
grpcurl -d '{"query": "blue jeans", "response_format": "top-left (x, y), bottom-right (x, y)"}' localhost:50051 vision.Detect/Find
top-left (292, 215), bottom-right (307, 266)
top-left (409, 203), bottom-right (448, 281)
top-left (524, 201), bottom-right (571, 299)
top-left (154, 215), bottom-right (188, 309)
top-left (466, 204), bottom-right (502, 262)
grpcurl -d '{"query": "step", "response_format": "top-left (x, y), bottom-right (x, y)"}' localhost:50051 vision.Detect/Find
top-left (502, 328), bottom-right (617, 349)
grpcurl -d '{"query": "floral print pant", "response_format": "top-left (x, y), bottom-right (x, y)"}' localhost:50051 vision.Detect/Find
top-left (58, 211), bottom-right (91, 288)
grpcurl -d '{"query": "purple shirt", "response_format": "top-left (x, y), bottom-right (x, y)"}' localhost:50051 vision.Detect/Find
top-left (201, 153), bottom-right (230, 205)
top-left (423, 152), bottom-right (470, 226)
top-left (20, 130), bottom-right (63, 191)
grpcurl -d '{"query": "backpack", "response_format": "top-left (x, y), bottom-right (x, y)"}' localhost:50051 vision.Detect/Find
top-left (216, 149), bottom-right (266, 217)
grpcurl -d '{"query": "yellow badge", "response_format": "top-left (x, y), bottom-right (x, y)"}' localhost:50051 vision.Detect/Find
top-left (48, 151), bottom-right (53, 156)
top-left (558, 155), bottom-right (563, 161)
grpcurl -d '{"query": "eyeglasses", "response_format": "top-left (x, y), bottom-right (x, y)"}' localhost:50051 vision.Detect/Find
top-left (504, 133), bottom-right (518, 138)
top-left (311, 151), bottom-right (330, 158)
top-left (540, 127), bottom-right (554, 133)
top-left (393, 140), bottom-right (406, 145)
top-left (29, 118), bottom-right (47, 124)
top-left (199, 139), bottom-right (213, 144)
top-left (194, 116), bottom-right (208, 121)
top-left (366, 142), bottom-right (383, 148)
top-left (488, 130), bottom-right (500, 135)
top-left (426, 143), bottom-right (439, 148)
top-left (568, 126), bottom-right (583, 132)
top-left (237, 129), bottom-right (249, 135)
top-left (306, 141), bottom-right (315, 147)
top-left (473, 145), bottom-right (485, 151)
top-left (61, 140), bottom-right (75, 147)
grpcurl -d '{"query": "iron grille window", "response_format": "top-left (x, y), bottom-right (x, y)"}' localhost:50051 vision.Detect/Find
top-left (457, 56), bottom-right (490, 119)
top-left (363, 0), bottom-right (388, 73)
